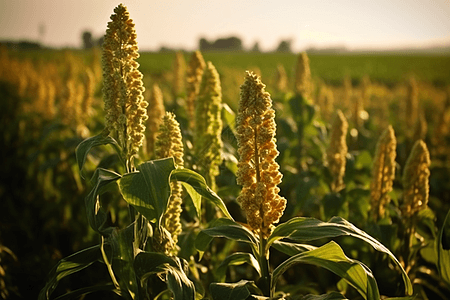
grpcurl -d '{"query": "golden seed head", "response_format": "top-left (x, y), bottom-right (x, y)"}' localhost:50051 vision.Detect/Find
top-left (146, 83), bottom-right (165, 157)
top-left (294, 52), bottom-right (311, 98)
top-left (401, 140), bottom-right (430, 218)
top-left (236, 71), bottom-right (286, 238)
top-left (173, 51), bottom-right (186, 97)
top-left (370, 125), bottom-right (397, 221)
top-left (155, 112), bottom-right (184, 254)
top-left (186, 50), bottom-right (206, 127)
top-left (194, 61), bottom-right (223, 189)
top-left (275, 64), bottom-right (288, 92)
top-left (102, 3), bottom-right (148, 156)
top-left (406, 77), bottom-right (419, 129)
top-left (326, 110), bottom-right (348, 192)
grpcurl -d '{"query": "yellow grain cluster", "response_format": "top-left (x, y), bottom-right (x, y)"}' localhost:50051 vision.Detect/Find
top-left (186, 50), bottom-right (206, 127)
top-left (194, 61), bottom-right (223, 190)
top-left (275, 64), bottom-right (288, 92)
top-left (317, 84), bottom-right (334, 122)
top-left (146, 83), bottom-right (165, 158)
top-left (370, 125), bottom-right (397, 221)
top-left (155, 112), bottom-right (184, 253)
top-left (102, 3), bottom-right (148, 159)
top-left (401, 140), bottom-right (430, 218)
top-left (172, 51), bottom-right (186, 98)
top-left (236, 71), bottom-right (286, 238)
top-left (405, 77), bottom-right (419, 130)
top-left (326, 110), bottom-right (348, 192)
top-left (294, 52), bottom-right (312, 98)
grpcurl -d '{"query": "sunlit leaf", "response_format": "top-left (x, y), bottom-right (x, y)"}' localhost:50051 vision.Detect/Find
top-left (210, 280), bottom-right (256, 300)
top-left (268, 216), bottom-right (412, 295)
top-left (272, 241), bottom-right (380, 300)
top-left (216, 252), bottom-right (261, 282)
top-left (38, 245), bottom-right (103, 300)
top-left (75, 133), bottom-right (122, 178)
top-left (437, 209), bottom-right (450, 285)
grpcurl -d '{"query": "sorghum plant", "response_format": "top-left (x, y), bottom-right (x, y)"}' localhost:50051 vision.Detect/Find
top-left (326, 110), bottom-right (348, 193)
top-left (370, 125), bottom-right (397, 222)
top-left (186, 50), bottom-right (206, 129)
top-left (196, 72), bottom-right (412, 300)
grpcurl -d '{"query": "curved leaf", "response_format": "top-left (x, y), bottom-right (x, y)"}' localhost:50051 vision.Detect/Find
top-left (272, 241), bottom-right (380, 300)
top-left (268, 216), bottom-right (412, 295)
top-left (171, 168), bottom-right (233, 220)
top-left (86, 168), bottom-right (121, 235)
top-left (302, 292), bottom-right (348, 300)
top-left (272, 241), bottom-right (317, 257)
top-left (134, 251), bottom-right (195, 300)
top-left (437, 209), bottom-right (450, 285)
top-left (210, 280), bottom-right (257, 300)
top-left (75, 133), bottom-right (122, 178)
top-left (118, 158), bottom-right (175, 224)
top-left (216, 252), bottom-right (261, 282)
top-left (52, 284), bottom-right (117, 300)
top-left (195, 218), bottom-right (258, 259)
top-left (38, 245), bottom-right (102, 300)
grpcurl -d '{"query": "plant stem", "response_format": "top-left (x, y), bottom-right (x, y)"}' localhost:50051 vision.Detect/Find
top-left (101, 236), bottom-right (120, 288)
top-left (258, 232), bottom-right (271, 297)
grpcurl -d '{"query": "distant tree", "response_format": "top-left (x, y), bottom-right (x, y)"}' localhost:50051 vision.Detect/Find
top-left (96, 36), bottom-right (104, 47)
top-left (199, 36), bottom-right (243, 51)
top-left (199, 38), bottom-right (211, 51)
top-left (82, 31), bottom-right (94, 49)
top-left (251, 41), bottom-right (261, 52)
top-left (275, 40), bottom-right (292, 53)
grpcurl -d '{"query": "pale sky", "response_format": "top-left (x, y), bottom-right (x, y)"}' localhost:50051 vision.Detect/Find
top-left (1, 0), bottom-right (450, 51)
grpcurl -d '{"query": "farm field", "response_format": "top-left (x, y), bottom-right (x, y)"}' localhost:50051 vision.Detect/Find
top-left (1, 7), bottom-right (450, 300)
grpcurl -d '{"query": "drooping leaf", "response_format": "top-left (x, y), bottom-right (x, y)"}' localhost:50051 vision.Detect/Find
top-left (52, 284), bottom-right (118, 300)
top-left (216, 252), bottom-right (261, 282)
top-left (437, 209), bottom-right (450, 285)
top-left (272, 241), bottom-right (380, 300)
top-left (171, 168), bottom-right (233, 220)
top-left (222, 103), bottom-right (236, 135)
top-left (272, 241), bottom-right (317, 257)
top-left (109, 225), bottom-right (140, 300)
top-left (180, 181), bottom-right (202, 219)
top-left (85, 168), bottom-right (121, 235)
top-left (134, 251), bottom-right (195, 300)
top-left (195, 218), bottom-right (258, 259)
top-left (210, 280), bottom-right (256, 300)
top-left (75, 133), bottom-right (123, 178)
top-left (268, 216), bottom-right (412, 295)
top-left (38, 245), bottom-right (103, 300)
top-left (118, 158), bottom-right (174, 224)
top-left (301, 292), bottom-right (348, 300)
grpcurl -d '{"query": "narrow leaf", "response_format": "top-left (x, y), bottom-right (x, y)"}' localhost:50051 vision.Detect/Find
top-left (134, 252), bottom-right (195, 300)
top-left (210, 280), bottom-right (255, 300)
top-left (272, 241), bottom-right (380, 300)
top-left (437, 209), bottom-right (450, 285)
top-left (38, 245), bottom-right (102, 300)
top-left (171, 168), bottom-right (233, 220)
top-left (268, 216), bottom-right (412, 295)
top-left (52, 284), bottom-right (117, 300)
top-left (75, 133), bottom-right (122, 178)
top-left (216, 253), bottom-right (261, 282)
top-left (302, 292), bottom-right (348, 300)
top-left (272, 241), bottom-right (317, 257)
top-left (86, 168), bottom-right (121, 235)
top-left (195, 218), bottom-right (258, 259)
top-left (180, 181), bottom-right (202, 219)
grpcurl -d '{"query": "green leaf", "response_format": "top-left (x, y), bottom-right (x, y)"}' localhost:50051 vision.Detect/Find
top-left (216, 253), bottom-right (261, 282)
top-left (52, 284), bottom-right (117, 300)
top-left (302, 292), bottom-right (348, 300)
top-left (268, 216), bottom-right (412, 295)
top-left (195, 218), bottom-right (258, 259)
top-left (222, 103), bottom-right (236, 134)
top-left (272, 241), bottom-right (380, 300)
top-left (171, 168), bottom-right (233, 220)
top-left (86, 168), bottom-right (121, 235)
top-left (38, 245), bottom-right (102, 300)
top-left (75, 133), bottom-right (122, 178)
top-left (118, 158), bottom-right (175, 224)
top-left (437, 209), bottom-right (450, 285)
top-left (210, 280), bottom-right (256, 300)
top-left (180, 182), bottom-right (202, 219)
top-left (134, 252), bottom-right (195, 300)
top-left (272, 241), bottom-right (317, 257)
top-left (109, 225), bottom-right (139, 300)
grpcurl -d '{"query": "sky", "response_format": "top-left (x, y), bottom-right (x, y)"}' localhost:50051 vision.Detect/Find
top-left (1, 0), bottom-right (450, 52)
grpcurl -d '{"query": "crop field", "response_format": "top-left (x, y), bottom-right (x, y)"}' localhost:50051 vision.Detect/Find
top-left (1, 4), bottom-right (450, 300)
